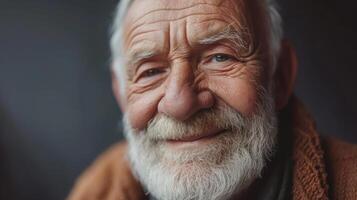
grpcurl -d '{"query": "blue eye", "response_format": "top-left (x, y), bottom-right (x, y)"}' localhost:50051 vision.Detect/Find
top-left (212, 54), bottom-right (231, 62)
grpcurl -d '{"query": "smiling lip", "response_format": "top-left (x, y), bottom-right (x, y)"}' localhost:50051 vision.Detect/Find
top-left (166, 127), bottom-right (225, 144)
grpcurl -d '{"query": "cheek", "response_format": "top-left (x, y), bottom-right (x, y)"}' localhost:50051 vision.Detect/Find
top-left (126, 89), bottom-right (164, 130)
top-left (208, 77), bottom-right (260, 116)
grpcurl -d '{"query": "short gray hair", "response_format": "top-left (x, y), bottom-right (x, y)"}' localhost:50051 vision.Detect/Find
top-left (110, 0), bottom-right (283, 91)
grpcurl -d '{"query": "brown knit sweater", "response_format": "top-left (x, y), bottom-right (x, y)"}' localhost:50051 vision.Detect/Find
top-left (67, 97), bottom-right (357, 200)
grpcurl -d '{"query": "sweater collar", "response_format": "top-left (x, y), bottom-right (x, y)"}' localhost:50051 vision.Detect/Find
top-left (290, 96), bottom-right (330, 199)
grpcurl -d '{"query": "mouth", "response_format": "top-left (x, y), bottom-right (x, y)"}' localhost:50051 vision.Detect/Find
top-left (165, 127), bottom-right (226, 148)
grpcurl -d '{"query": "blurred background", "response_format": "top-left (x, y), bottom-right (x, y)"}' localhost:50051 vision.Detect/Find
top-left (0, 0), bottom-right (356, 199)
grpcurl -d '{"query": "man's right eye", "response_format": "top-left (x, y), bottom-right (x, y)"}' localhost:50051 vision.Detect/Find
top-left (141, 68), bottom-right (164, 78)
top-left (135, 67), bottom-right (167, 84)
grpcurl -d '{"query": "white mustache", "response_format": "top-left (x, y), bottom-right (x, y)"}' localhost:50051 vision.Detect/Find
top-left (144, 104), bottom-right (246, 141)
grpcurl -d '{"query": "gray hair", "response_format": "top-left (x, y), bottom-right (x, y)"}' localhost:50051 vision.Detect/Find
top-left (110, 0), bottom-right (283, 92)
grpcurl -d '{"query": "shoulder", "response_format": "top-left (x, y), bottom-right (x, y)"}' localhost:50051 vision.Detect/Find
top-left (323, 136), bottom-right (357, 164)
top-left (322, 136), bottom-right (357, 199)
top-left (66, 142), bottom-right (146, 200)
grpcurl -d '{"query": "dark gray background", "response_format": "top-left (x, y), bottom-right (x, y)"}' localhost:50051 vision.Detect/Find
top-left (0, 0), bottom-right (356, 199)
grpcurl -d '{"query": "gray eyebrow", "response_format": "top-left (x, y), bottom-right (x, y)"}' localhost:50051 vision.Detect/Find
top-left (127, 49), bottom-right (159, 67)
top-left (124, 49), bottom-right (160, 78)
top-left (198, 26), bottom-right (250, 50)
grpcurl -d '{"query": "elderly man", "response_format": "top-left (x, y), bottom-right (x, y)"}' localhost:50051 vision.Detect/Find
top-left (68, 0), bottom-right (357, 199)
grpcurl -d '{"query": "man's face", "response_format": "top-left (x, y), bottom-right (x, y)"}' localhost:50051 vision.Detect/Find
top-left (121, 0), bottom-right (271, 130)
top-left (118, 0), bottom-right (277, 199)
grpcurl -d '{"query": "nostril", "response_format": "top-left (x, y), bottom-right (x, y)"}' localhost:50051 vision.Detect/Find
top-left (157, 88), bottom-right (215, 121)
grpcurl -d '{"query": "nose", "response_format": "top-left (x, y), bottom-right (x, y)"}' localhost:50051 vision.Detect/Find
top-left (158, 60), bottom-right (214, 121)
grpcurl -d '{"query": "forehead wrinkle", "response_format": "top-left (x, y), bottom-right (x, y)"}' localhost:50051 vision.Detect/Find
top-left (129, 2), bottom-right (232, 27)
top-left (123, 0), bottom-right (253, 58)
top-left (139, 12), bottom-right (220, 27)
top-left (192, 17), bottom-right (229, 25)
top-left (124, 1), bottom-right (233, 42)
top-left (126, 29), bottom-right (162, 49)
top-left (125, 13), bottom-right (221, 46)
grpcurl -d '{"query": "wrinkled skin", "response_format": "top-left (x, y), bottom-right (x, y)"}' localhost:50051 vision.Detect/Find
top-left (119, 0), bottom-right (274, 131)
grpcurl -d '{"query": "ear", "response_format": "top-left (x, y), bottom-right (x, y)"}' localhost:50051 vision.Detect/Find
top-left (111, 68), bottom-right (126, 112)
top-left (273, 40), bottom-right (298, 110)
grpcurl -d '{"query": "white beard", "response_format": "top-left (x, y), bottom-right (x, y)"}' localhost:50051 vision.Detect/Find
top-left (123, 89), bottom-right (278, 200)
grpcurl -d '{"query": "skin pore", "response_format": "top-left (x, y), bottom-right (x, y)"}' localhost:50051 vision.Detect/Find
top-left (118, 0), bottom-right (274, 131)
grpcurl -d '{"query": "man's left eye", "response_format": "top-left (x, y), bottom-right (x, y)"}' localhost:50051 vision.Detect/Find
top-left (211, 54), bottom-right (232, 62)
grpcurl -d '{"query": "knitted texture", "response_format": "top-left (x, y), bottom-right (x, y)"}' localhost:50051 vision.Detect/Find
top-left (291, 97), bottom-right (357, 200)
top-left (291, 98), bottom-right (329, 199)
top-left (323, 137), bottom-right (357, 200)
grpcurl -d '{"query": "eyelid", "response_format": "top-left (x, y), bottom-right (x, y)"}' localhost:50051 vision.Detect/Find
top-left (133, 63), bottom-right (167, 83)
top-left (201, 43), bottom-right (237, 57)
top-left (201, 52), bottom-right (237, 65)
top-left (128, 53), bottom-right (163, 77)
